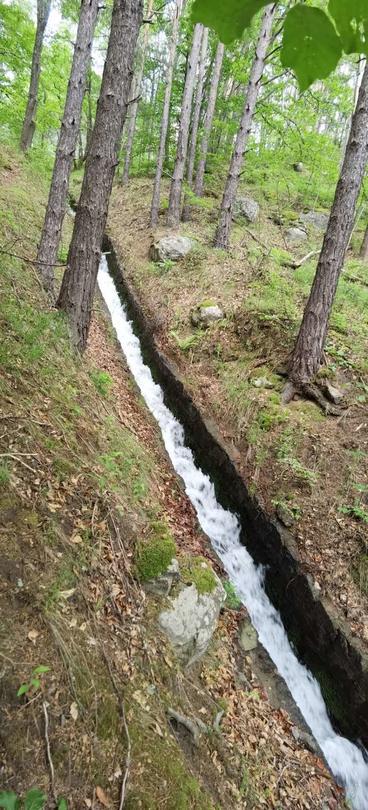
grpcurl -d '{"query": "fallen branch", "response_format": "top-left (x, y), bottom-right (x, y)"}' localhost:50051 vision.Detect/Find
top-left (0, 452), bottom-right (37, 473)
top-left (0, 247), bottom-right (67, 267)
top-left (343, 272), bottom-right (368, 288)
top-left (241, 228), bottom-right (269, 252)
top-left (281, 249), bottom-right (319, 269)
top-left (43, 700), bottom-right (56, 800)
top-left (167, 707), bottom-right (207, 746)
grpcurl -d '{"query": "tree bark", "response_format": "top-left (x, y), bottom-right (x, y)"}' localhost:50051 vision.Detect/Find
top-left (37, 0), bottom-right (100, 299)
top-left (213, 4), bottom-right (276, 249)
top-left (167, 22), bottom-right (203, 228)
top-left (360, 222), bottom-right (368, 261)
top-left (288, 63), bottom-right (368, 389)
top-left (57, 0), bottom-right (143, 351)
top-left (194, 40), bottom-right (224, 198)
top-left (20, 0), bottom-right (51, 152)
top-left (150, 0), bottom-right (183, 227)
top-left (121, 0), bottom-right (153, 184)
top-left (181, 25), bottom-right (208, 220)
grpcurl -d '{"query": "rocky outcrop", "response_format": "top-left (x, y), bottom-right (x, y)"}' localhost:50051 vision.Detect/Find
top-left (150, 235), bottom-right (196, 262)
top-left (285, 227), bottom-right (308, 244)
top-left (299, 211), bottom-right (329, 231)
top-left (233, 195), bottom-right (259, 223)
top-left (159, 569), bottom-right (225, 666)
top-left (191, 304), bottom-right (224, 328)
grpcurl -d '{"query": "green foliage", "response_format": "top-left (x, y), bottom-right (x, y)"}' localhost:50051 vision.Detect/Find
top-left (0, 463), bottom-right (10, 485)
top-left (281, 6), bottom-right (342, 92)
top-left (0, 790), bottom-right (48, 810)
top-left (223, 580), bottom-right (242, 610)
top-left (192, 0), bottom-right (268, 45)
top-left (180, 555), bottom-right (217, 594)
top-left (170, 330), bottom-right (204, 352)
top-left (329, 0), bottom-right (368, 55)
top-left (17, 665), bottom-right (50, 698)
top-left (89, 368), bottom-right (113, 397)
top-left (135, 522), bottom-right (176, 581)
top-left (277, 429), bottom-right (318, 487)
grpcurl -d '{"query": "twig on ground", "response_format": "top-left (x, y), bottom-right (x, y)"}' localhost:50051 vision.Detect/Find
top-left (100, 645), bottom-right (132, 810)
top-left (43, 700), bottom-right (56, 800)
top-left (0, 452), bottom-right (37, 473)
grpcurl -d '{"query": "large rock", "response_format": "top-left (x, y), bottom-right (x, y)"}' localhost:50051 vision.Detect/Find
top-left (191, 304), bottom-right (224, 328)
top-left (150, 235), bottom-right (196, 262)
top-left (159, 572), bottom-right (225, 666)
top-left (299, 211), bottom-right (329, 231)
top-left (233, 195), bottom-right (260, 224)
top-left (143, 558), bottom-right (180, 597)
top-left (285, 227), bottom-right (308, 245)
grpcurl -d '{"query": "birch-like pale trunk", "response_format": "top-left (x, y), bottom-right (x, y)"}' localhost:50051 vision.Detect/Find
top-left (194, 40), bottom-right (224, 197)
top-left (214, 4), bottom-right (276, 249)
top-left (37, 0), bottom-right (99, 299)
top-left (167, 22), bottom-right (203, 227)
top-left (20, 0), bottom-right (51, 152)
top-left (181, 25), bottom-right (208, 220)
top-left (150, 0), bottom-right (183, 226)
top-left (57, 0), bottom-right (143, 351)
top-left (121, 0), bottom-right (153, 183)
top-left (288, 64), bottom-right (368, 390)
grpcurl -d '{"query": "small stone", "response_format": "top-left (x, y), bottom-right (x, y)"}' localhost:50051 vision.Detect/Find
top-left (191, 304), bottom-right (224, 328)
top-left (299, 211), bottom-right (329, 231)
top-left (285, 227), bottom-right (308, 244)
top-left (340, 592), bottom-right (347, 604)
top-left (323, 381), bottom-right (344, 405)
top-left (239, 621), bottom-right (258, 652)
top-left (293, 162), bottom-right (304, 172)
top-left (233, 195), bottom-right (260, 223)
top-left (252, 376), bottom-right (274, 389)
top-left (276, 503), bottom-right (295, 528)
top-left (150, 235), bottom-right (196, 262)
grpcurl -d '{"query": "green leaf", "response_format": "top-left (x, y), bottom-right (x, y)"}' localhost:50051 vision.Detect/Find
top-left (30, 678), bottom-right (41, 690)
top-left (0, 792), bottom-right (19, 810)
top-left (329, 0), bottom-right (368, 55)
top-left (192, 0), bottom-right (269, 44)
top-left (17, 682), bottom-right (30, 697)
top-left (57, 799), bottom-right (68, 810)
top-left (281, 5), bottom-right (342, 92)
top-left (32, 665), bottom-right (50, 675)
top-left (24, 789), bottom-right (47, 810)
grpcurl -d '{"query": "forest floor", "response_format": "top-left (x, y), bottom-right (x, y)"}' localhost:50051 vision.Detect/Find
top-left (0, 148), bottom-right (348, 808)
top-left (107, 174), bottom-right (368, 654)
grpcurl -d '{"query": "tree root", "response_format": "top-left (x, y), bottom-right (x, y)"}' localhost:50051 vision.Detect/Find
top-left (282, 380), bottom-right (342, 415)
top-left (167, 707), bottom-right (207, 746)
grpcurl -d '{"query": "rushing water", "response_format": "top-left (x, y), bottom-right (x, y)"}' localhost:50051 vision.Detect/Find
top-left (98, 256), bottom-right (368, 810)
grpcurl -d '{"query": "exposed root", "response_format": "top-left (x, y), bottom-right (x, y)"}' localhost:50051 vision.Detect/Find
top-left (282, 380), bottom-right (342, 415)
top-left (167, 707), bottom-right (207, 746)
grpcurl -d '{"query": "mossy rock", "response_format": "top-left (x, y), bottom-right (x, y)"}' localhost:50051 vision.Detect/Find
top-left (180, 555), bottom-right (217, 595)
top-left (135, 521), bottom-right (176, 581)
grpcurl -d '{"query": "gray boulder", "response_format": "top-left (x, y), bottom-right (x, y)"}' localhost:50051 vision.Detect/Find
top-left (150, 235), bottom-right (196, 262)
top-left (233, 195), bottom-right (260, 224)
top-left (299, 211), bottom-right (329, 231)
top-left (285, 227), bottom-right (308, 245)
top-left (239, 621), bottom-right (258, 652)
top-left (159, 570), bottom-right (225, 666)
top-left (143, 558), bottom-right (180, 597)
top-left (191, 304), bottom-right (224, 328)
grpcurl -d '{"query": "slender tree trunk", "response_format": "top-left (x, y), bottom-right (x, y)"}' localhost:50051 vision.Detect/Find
top-left (360, 222), bottom-right (368, 261)
top-left (167, 22), bottom-right (203, 227)
top-left (121, 0), bottom-right (153, 183)
top-left (37, 0), bottom-right (99, 299)
top-left (57, 0), bottom-right (143, 351)
top-left (214, 4), bottom-right (276, 249)
top-left (150, 0), bottom-right (183, 227)
top-left (288, 63), bottom-right (368, 390)
top-left (20, 0), bottom-right (51, 152)
top-left (181, 26), bottom-right (208, 220)
top-left (194, 40), bottom-right (224, 197)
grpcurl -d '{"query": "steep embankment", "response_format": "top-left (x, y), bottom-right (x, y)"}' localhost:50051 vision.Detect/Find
top-left (0, 148), bottom-right (346, 808)
top-left (108, 176), bottom-right (368, 656)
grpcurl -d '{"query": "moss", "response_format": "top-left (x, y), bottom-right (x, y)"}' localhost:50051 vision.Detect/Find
top-left (180, 555), bottom-right (217, 595)
top-left (135, 521), bottom-right (176, 581)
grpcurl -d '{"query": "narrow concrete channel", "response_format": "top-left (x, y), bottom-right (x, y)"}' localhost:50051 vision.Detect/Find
top-left (98, 248), bottom-right (368, 810)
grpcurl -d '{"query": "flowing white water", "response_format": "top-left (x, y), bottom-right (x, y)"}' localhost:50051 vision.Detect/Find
top-left (98, 257), bottom-right (368, 810)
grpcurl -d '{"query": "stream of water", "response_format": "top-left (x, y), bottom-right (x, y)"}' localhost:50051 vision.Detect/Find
top-left (98, 256), bottom-right (368, 810)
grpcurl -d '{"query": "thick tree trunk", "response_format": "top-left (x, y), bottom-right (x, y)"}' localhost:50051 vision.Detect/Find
top-left (181, 26), bottom-right (208, 220)
top-left (288, 63), bottom-right (368, 389)
top-left (150, 0), bottom-right (183, 227)
top-left (194, 40), bottom-right (224, 198)
top-left (57, 0), bottom-right (143, 351)
top-left (360, 223), bottom-right (368, 261)
top-left (121, 0), bottom-right (153, 184)
top-left (37, 0), bottom-right (99, 299)
top-left (20, 0), bottom-right (51, 152)
top-left (167, 22), bottom-right (203, 228)
top-left (213, 4), bottom-right (276, 249)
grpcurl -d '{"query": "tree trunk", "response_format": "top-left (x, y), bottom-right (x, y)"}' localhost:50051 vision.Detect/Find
top-left (20, 0), bottom-right (51, 152)
top-left (360, 223), bottom-right (368, 261)
top-left (121, 0), bottom-right (153, 184)
top-left (150, 0), bottom-right (183, 226)
top-left (167, 22), bottom-right (203, 228)
top-left (288, 63), bottom-right (368, 389)
top-left (57, 0), bottom-right (143, 351)
top-left (213, 4), bottom-right (276, 249)
top-left (37, 0), bottom-right (100, 299)
top-left (194, 40), bottom-right (224, 198)
top-left (181, 26), bottom-right (208, 220)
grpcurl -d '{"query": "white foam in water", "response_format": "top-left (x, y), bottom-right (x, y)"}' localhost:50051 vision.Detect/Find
top-left (98, 257), bottom-right (368, 810)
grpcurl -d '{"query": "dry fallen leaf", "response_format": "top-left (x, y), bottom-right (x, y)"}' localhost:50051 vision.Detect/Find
top-left (28, 629), bottom-right (39, 643)
top-left (70, 701), bottom-right (79, 721)
top-left (96, 786), bottom-right (110, 807)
